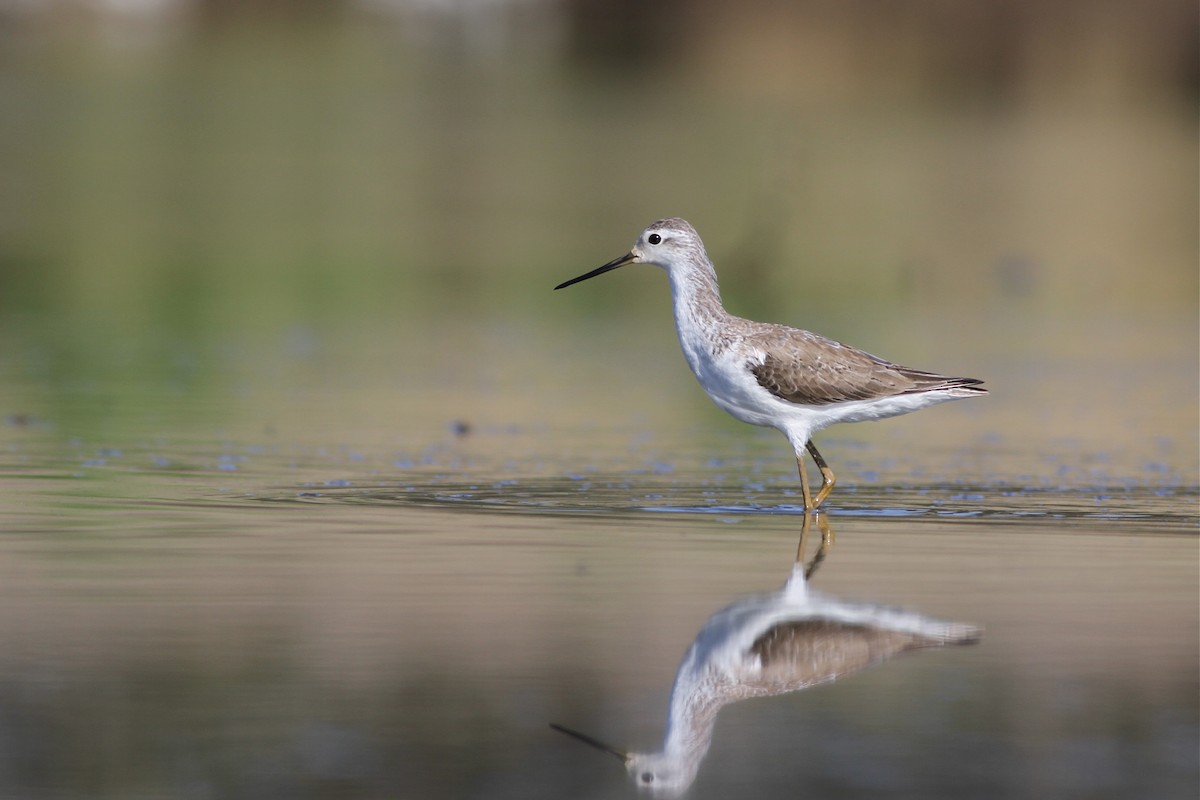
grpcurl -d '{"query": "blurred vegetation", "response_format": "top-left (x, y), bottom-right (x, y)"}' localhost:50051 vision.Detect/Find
top-left (0, 0), bottom-right (1195, 346)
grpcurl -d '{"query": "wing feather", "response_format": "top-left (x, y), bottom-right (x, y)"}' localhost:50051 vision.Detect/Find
top-left (748, 619), bottom-right (944, 690)
top-left (746, 327), bottom-right (984, 406)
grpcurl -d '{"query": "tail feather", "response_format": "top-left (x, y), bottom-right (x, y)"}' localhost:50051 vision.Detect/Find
top-left (930, 622), bottom-right (984, 645)
top-left (899, 373), bottom-right (988, 397)
top-left (945, 378), bottom-right (988, 397)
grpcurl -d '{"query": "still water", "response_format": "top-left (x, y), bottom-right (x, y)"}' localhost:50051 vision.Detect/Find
top-left (1, 312), bottom-right (1196, 799)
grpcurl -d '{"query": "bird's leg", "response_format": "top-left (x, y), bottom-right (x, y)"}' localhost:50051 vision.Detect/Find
top-left (805, 440), bottom-right (837, 509)
top-left (796, 452), bottom-right (814, 513)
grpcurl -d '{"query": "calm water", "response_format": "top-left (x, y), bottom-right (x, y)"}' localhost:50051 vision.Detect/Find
top-left (2, 312), bottom-right (1197, 800)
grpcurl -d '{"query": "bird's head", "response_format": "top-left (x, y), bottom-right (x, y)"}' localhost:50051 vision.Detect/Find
top-left (554, 218), bottom-right (704, 290)
top-left (550, 723), bottom-right (699, 797)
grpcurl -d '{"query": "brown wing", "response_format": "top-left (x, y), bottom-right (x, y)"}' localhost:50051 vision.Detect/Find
top-left (748, 619), bottom-right (947, 690)
top-left (746, 327), bottom-right (984, 406)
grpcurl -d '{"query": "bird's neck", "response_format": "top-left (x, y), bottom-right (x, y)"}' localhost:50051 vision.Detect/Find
top-left (666, 260), bottom-right (731, 370)
top-left (660, 679), bottom-right (723, 772)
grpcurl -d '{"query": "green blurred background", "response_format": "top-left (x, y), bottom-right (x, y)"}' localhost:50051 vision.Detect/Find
top-left (1, 0), bottom-right (1196, 446)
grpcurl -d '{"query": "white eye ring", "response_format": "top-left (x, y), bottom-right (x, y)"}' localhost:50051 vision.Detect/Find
top-left (647, 233), bottom-right (662, 245)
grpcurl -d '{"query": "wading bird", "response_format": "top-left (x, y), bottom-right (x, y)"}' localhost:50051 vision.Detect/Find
top-left (555, 218), bottom-right (987, 512)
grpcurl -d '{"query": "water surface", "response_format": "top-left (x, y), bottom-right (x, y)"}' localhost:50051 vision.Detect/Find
top-left (2, 314), bottom-right (1196, 799)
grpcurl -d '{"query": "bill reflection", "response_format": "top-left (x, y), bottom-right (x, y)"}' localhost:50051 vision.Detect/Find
top-left (552, 517), bottom-right (981, 796)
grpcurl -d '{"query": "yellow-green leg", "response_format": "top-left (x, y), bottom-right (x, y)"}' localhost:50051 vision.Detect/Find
top-left (805, 440), bottom-right (837, 509)
top-left (796, 452), bottom-right (814, 512)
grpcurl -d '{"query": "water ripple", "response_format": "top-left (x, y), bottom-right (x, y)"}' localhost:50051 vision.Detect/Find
top-left (242, 475), bottom-right (1198, 531)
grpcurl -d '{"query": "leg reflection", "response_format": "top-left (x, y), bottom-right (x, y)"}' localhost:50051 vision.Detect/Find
top-left (795, 513), bottom-right (835, 579)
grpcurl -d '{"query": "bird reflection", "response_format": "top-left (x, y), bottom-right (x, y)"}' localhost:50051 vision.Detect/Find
top-left (552, 515), bottom-right (981, 797)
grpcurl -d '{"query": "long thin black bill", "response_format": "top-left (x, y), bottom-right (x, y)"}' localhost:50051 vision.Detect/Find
top-left (549, 723), bottom-right (628, 762)
top-left (554, 252), bottom-right (637, 290)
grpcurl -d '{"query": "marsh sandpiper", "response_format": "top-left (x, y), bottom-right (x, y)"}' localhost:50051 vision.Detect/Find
top-left (555, 218), bottom-right (987, 512)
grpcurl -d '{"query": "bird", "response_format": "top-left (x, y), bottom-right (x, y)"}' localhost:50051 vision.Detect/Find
top-left (550, 517), bottom-right (982, 797)
top-left (555, 217), bottom-right (987, 512)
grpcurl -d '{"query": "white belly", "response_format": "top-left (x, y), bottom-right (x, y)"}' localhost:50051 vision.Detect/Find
top-left (679, 330), bottom-right (966, 448)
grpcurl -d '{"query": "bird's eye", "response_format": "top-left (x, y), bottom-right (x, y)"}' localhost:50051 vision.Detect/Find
top-left (640, 772), bottom-right (654, 784)
top-left (647, 233), bottom-right (662, 245)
